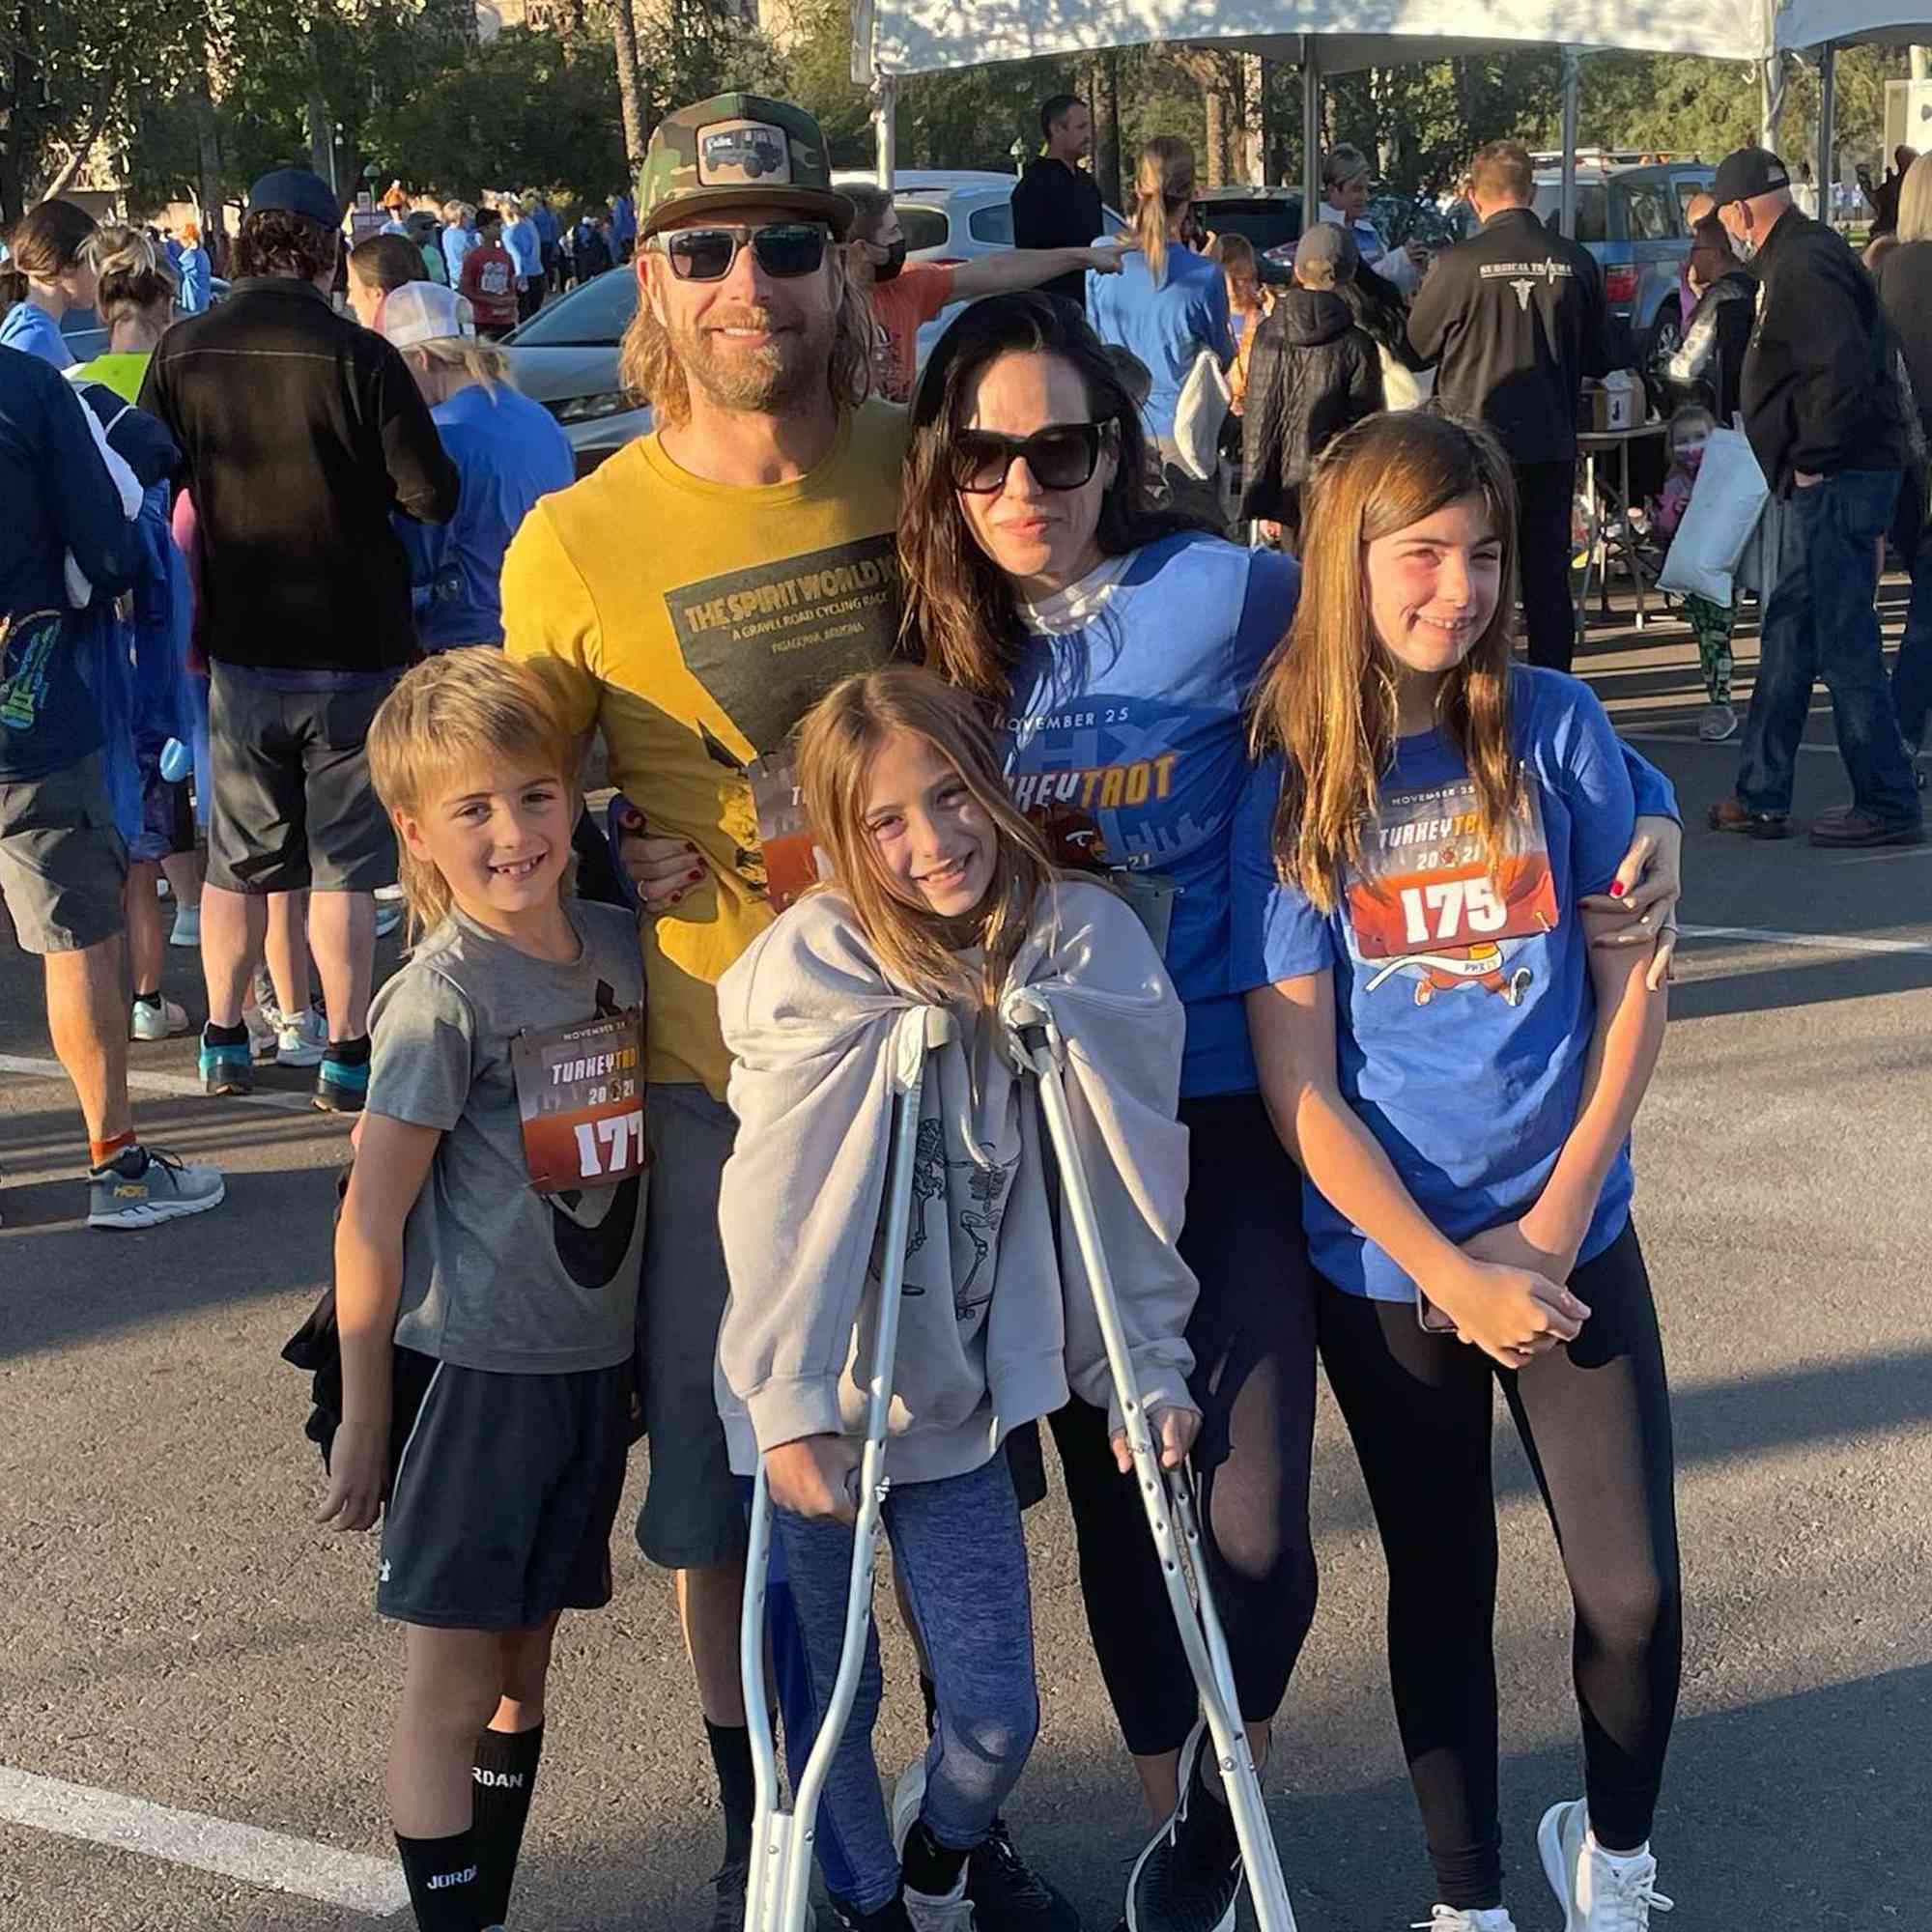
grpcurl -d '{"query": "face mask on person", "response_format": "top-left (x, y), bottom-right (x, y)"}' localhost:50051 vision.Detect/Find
top-left (871, 236), bottom-right (906, 281)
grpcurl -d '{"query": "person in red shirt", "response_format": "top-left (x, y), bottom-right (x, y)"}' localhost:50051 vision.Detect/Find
top-left (842, 182), bottom-right (1132, 404)
top-left (458, 207), bottom-right (521, 339)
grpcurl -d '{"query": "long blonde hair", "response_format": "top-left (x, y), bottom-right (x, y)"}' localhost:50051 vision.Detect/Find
top-left (1133, 136), bottom-right (1196, 288)
top-left (1248, 411), bottom-right (1526, 912)
top-left (1897, 152), bottom-right (1932, 244)
top-left (367, 650), bottom-right (580, 943)
top-left (795, 667), bottom-right (1055, 1006)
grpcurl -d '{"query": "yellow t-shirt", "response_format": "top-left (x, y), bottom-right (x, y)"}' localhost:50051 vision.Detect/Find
top-left (502, 400), bottom-right (911, 1097)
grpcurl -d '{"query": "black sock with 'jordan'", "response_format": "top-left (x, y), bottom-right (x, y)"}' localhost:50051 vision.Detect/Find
top-left (469, 1723), bottom-right (545, 1923)
top-left (395, 1828), bottom-right (487, 1931)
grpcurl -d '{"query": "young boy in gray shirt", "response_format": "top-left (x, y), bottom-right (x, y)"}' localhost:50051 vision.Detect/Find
top-left (319, 650), bottom-right (646, 1932)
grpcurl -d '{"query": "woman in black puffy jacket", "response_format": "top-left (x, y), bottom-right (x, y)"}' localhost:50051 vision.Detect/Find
top-left (1238, 222), bottom-right (1383, 549)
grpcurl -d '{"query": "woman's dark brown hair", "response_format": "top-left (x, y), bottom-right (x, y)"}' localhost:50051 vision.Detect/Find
top-left (1247, 409), bottom-right (1526, 913)
top-left (348, 232), bottom-right (428, 296)
top-left (1, 198), bottom-right (98, 306)
top-left (233, 209), bottom-right (337, 282)
top-left (899, 290), bottom-right (1203, 700)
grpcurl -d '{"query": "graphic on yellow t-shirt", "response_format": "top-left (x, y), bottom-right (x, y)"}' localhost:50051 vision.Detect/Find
top-left (502, 400), bottom-right (911, 1097)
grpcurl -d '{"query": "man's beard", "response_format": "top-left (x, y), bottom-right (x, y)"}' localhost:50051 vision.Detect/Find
top-left (671, 303), bottom-right (832, 415)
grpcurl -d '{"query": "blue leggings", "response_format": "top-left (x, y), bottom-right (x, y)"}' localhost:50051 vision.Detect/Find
top-left (772, 1452), bottom-right (1039, 1913)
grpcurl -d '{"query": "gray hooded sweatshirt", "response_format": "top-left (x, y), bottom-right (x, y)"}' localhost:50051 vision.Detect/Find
top-left (714, 878), bottom-right (1198, 1487)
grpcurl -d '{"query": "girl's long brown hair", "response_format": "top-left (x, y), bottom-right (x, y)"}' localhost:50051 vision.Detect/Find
top-left (900, 291), bottom-right (1202, 701)
top-left (1248, 411), bottom-right (1526, 912)
top-left (795, 667), bottom-right (1056, 1007)
top-left (1133, 135), bottom-right (1196, 288)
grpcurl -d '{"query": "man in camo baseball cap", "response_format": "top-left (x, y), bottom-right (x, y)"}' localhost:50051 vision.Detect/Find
top-left (638, 93), bottom-right (855, 240)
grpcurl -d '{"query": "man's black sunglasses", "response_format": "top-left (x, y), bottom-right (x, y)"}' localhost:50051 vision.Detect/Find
top-left (949, 421), bottom-right (1116, 494)
top-left (647, 222), bottom-right (829, 282)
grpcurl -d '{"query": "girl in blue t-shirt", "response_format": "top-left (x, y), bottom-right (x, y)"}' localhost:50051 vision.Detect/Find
top-left (1239, 411), bottom-right (1680, 1932)
top-left (895, 294), bottom-right (1686, 1932)
top-left (0, 198), bottom-right (99, 368)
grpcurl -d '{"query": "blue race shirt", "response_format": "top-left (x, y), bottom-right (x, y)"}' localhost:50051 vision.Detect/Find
top-left (1086, 245), bottom-right (1231, 439)
top-left (178, 246), bottom-right (211, 315)
top-left (0, 346), bottom-right (138, 780)
top-left (394, 383), bottom-right (573, 649)
top-left (0, 300), bottom-right (75, 369)
top-left (531, 204), bottom-right (558, 248)
top-left (1232, 666), bottom-right (1645, 1301)
top-left (505, 216), bottom-right (543, 277)
top-left (1003, 533), bottom-right (1299, 1098)
top-left (611, 194), bottom-right (637, 247)
top-left (441, 225), bottom-right (479, 284)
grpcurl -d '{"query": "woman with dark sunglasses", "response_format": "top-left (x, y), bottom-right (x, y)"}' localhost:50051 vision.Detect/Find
top-left (899, 292), bottom-right (1688, 1932)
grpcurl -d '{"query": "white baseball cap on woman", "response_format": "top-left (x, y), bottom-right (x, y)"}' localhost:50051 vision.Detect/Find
top-left (377, 280), bottom-right (477, 349)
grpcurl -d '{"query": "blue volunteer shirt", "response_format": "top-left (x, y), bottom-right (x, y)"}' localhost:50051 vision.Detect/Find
top-left (1004, 533), bottom-right (1299, 1098)
top-left (1232, 666), bottom-right (1645, 1301)
top-left (395, 382), bottom-right (574, 649)
top-left (0, 300), bottom-right (75, 369)
top-left (0, 346), bottom-right (137, 780)
top-left (1086, 246), bottom-right (1232, 440)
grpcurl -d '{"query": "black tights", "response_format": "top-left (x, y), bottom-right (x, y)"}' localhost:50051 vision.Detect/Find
top-left (1051, 1094), bottom-right (1321, 1758)
top-left (1317, 1221), bottom-right (1683, 1910)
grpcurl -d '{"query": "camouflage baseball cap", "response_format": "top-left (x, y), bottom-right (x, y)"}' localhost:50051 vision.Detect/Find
top-left (639, 94), bottom-right (855, 241)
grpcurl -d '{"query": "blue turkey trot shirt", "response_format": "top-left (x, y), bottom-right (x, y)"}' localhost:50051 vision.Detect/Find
top-left (1231, 667), bottom-right (1645, 1300)
top-left (1003, 532), bottom-right (1299, 1098)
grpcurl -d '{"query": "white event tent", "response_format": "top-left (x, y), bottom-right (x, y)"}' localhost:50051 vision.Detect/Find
top-left (848, 0), bottom-right (1783, 235)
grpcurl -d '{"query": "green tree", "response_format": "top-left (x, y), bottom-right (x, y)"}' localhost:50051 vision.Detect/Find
top-left (365, 25), bottom-right (626, 200)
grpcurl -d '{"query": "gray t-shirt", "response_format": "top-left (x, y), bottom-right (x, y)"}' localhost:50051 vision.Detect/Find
top-left (368, 901), bottom-right (646, 1373)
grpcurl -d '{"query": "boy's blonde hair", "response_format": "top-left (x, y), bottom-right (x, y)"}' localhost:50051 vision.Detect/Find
top-left (367, 650), bottom-right (580, 943)
top-left (794, 666), bottom-right (1056, 1007)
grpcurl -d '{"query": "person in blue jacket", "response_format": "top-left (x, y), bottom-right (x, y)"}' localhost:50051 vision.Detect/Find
top-left (176, 220), bottom-right (213, 315)
top-left (0, 344), bottom-right (224, 1227)
top-left (1086, 136), bottom-right (1230, 519)
top-left (896, 293), bottom-right (1685, 1932)
top-left (375, 283), bottom-right (572, 651)
top-left (0, 199), bottom-right (99, 367)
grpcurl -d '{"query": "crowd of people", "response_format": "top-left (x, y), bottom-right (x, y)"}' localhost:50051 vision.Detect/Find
top-left (1, 71), bottom-right (1920, 1932)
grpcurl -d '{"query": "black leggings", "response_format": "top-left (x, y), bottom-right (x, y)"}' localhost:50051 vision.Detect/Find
top-left (1317, 1221), bottom-right (1682, 1910)
top-left (1050, 1093), bottom-right (1320, 1757)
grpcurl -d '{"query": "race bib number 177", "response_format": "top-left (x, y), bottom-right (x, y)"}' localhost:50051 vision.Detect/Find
top-left (510, 1004), bottom-right (648, 1194)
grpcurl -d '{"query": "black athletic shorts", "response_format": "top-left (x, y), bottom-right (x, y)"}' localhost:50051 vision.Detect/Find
top-left (377, 1352), bottom-right (632, 1631)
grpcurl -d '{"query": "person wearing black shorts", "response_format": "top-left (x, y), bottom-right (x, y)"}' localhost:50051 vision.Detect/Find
top-left (320, 651), bottom-right (647, 1932)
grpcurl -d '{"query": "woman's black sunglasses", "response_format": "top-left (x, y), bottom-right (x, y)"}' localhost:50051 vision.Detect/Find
top-left (648, 221), bottom-right (830, 283)
top-left (949, 421), bottom-right (1116, 494)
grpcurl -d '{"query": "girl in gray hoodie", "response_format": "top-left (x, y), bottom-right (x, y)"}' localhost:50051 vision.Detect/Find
top-left (715, 667), bottom-right (1200, 1932)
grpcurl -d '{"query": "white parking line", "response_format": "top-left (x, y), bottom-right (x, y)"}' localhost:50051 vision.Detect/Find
top-left (1680, 923), bottom-right (1932, 957)
top-left (1622, 729), bottom-right (1843, 755)
top-left (0, 1055), bottom-right (321, 1115)
top-left (0, 1764), bottom-right (409, 1916)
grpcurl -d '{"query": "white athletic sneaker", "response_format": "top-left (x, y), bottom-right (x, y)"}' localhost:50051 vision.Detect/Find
top-left (168, 902), bottom-right (201, 948)
top-left (1696, 700), bottom-right (1737, 742)
top-left (130, 993), bottom-right (190, 1040)
top-left (1539, 1800), bottom-right (1674, 1931)
top-left (903, 1872), bottom-right (976, 1932)
top-left (375, 897), bottom-right (406, 938)
top-left (274, 1007), bottom-right (328, 1067)
top-left (1412, 1908), bottom-right (1516, 1931)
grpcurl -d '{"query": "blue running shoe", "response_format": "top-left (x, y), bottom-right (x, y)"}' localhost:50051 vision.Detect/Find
top-left (200, 1033), bottom-right (253, 1095)
top-left (314, 1053), bottom-right (369, 1114)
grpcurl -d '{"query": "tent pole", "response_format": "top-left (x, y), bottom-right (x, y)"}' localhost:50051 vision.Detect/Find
top-left (873, 73), bottom-right (897, 188)
top-left (1301, 46), bottom-right (1320, 228)
top-left (1759, 53), bottom-right (1786, 152)
top-left (1560, 46), bottom-right (1579, 239)
top-left (1815, 41), bottom-right (1835, 220)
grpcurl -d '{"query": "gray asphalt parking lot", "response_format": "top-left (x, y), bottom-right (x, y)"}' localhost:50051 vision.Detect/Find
top-left (1, 594), bottom-right (1927, 1931)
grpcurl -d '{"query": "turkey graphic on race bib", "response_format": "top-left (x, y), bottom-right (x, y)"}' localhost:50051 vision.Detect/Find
top-left (1345, 777), bottom-right (1557, 1009)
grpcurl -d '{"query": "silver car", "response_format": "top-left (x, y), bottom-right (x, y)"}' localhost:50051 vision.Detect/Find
top-left (497, 268), bottom-right (649, 475)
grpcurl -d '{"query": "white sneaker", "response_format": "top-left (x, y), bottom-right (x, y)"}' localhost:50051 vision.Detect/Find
top-left (903, 1872), bottom-right (975, 1932)
top-left (130, 994), bottom-right (190, 1041)
top-left (1539, 1800), bottom-right (1674, 1931)
top-left (274, 1008), bottom-right (328, 1067)
top-left (1696, 700), bottom-right (1737, 742)
top-left (1412, 1909), bottom-right (1516, 1931)
top-left (375, 898), bottom-right (405, 938)
top-left (168, 903), bottom-right (201, 948)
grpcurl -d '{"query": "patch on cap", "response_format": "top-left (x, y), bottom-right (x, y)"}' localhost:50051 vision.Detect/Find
top-left (696, 120), bottom-right (794, 188)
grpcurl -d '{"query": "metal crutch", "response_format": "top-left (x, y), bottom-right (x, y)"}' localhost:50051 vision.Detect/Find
top-left (741, 1004), bottom-right (954, 1932)
top-left (1005, 989), bottom-right (1299, 1932)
